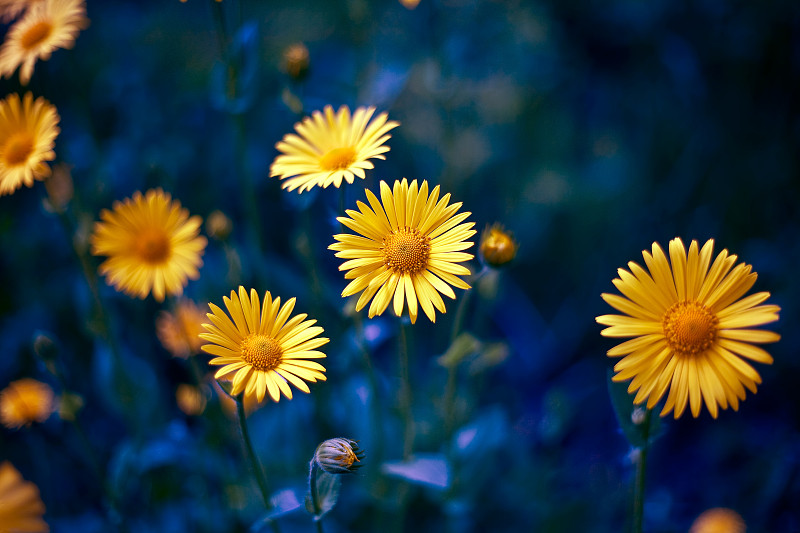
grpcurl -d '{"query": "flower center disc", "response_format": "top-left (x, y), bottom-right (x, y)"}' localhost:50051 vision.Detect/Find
top-left (662, 300), bottom-right (718, 356)
top-left (3, 133), bottom-right (34, 166)
top-left (241, 334), bottom-right (282, 371)
top-left (382, 227), bottom-right (431, 274)
top-left (319, 147), bottom-right (356, 171)
top-left (135, 230), bottom-right (171, 263)
top-left (21, 21), bottom-right (52, 50)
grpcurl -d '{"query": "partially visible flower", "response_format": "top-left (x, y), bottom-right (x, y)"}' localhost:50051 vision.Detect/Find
top-left (156, 299), bottom-right (206, 358)
top-left (42, 162), bottom-right (72, 213)
top-left (689, 508), bottom-right (746, 533)
top-left (479, 223), bottom-right (517, 267)
top-left (0, 0), bottom-right (42, 22)
top-left (213, 379), bottom-right (262, 418)
top-left (399, 0), bottom-right (421, 8)
top-left (269, 105), bottom-right (399, 193)
top-left (0, 378), bottom-right (54, 429)
top-left (176, 384), bottom-right (207, 416)
top-left (205, 210), bottom-right (232, 241)
top-left (314, 438), bottom-right (365, 474)
top-left (282, 43), bottom-right (309, 80)
top-left (0, 92), bottom-right (59, 197)
top-left (90, 188), bottom-right (207, 302)
top-left (0, 0), bottom-right (89, 85)
top-left (330, 179), bottom-right (475, 324)
top-left (200, 287), bottom-right (329, 403)
top-left (0, 462), bottom-right (48, 532)
top-left (597, 238), bottom-right (780, 419)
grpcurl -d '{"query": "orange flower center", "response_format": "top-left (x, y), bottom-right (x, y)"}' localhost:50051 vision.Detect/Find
top-left (241, 334), bottom-right (283, 371)
top-left (135, 229), bottom-right (171, 264)
top-left (20, 21), bottom-right (53, 50)
top-left (2, 133), bottom-right (34, 166)
top-left (662, 300), bottom-right (718, 356)
top-left (382, 227), bottom-right (431, 274)
top-left (319, 147), bottom-right (356, 171)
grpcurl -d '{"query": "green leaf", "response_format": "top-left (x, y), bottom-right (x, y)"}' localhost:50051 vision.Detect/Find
top-left (306, 470), bottom-right (341, 519)
top-left (606, 369), bottom-right (662, 448)
top-left (437, 333), bottom-right (481, 368)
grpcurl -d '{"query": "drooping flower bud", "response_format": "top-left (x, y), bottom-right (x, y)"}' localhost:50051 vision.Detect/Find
top-left (479, 223), bottom-right (517, 267)
top-left (314, 438), bottom-right (365, 474)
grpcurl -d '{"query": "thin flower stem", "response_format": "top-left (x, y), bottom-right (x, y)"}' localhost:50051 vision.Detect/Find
top-left (398, 321), bottom-right (415, 460)
top-left (632, 408), bottom-right (652, 533)
top-left (354, 313), bottom-right (384, 473)
top-left (235, 398), bottom-right (281, 533)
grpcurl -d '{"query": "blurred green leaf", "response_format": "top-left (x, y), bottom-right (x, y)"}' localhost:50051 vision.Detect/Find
top-left (437, 333), bottom-right (481, 368)
top-left (382, 454), bottom-right (450, 490)
top-left (252, 489), bottom-right (302, 531)
top-left (306, 470), bottom-right (341, 519)
top-left (607, 369), bottom-right (661, 448)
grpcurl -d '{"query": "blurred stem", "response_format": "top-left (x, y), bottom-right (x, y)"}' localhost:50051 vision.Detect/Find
top-left (307, 459), bottom-right (326, 533)
top-left (354, 313), bottom-right (384, 473)
top-left (235, 398), bottom-right (281, 533)
top-left (398, 321), bottom-right (414, 460)
top-left (210, 0), bottom-right (228, 58)
top-left (632, 408), bottom-right (652, 533)
top-left (233, 113), bottom-right (265, 254)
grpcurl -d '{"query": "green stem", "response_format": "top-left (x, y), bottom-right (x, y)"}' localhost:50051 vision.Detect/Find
top-left (235, 398), bottom-right (281, 533)
top-left (398, 321), bottom-right (414, 460)
top-left (632, 409), bottom-right (652, 533)
top-left (354, 313), bottom-right (384, 472)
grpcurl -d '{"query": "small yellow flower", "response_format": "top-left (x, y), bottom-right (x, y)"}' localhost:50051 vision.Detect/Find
top-left (597, 238), bottom-right (780, 418)
top-left (200, 287), bottom-right (329, 403)
top-left (0, 462), bottom-right (48, 532)
top-left (314, 438), bottom-right (365, 474)
top-left (479, 223), bottom-right (518, 267)
top-left (0, 92), bottom-right (59, 196)
top-left (0, 378), bottom-right (54, 429)
top-left (689, 508), bottom-right (746, 533)
top-left (269, 105), bottom-right (399, 193)
top-left (399, 0), bottom-right (421, 9)
top-left (205, 210), bottom-right (233, 241)
top-left (156, 299), bottom-right (206, 358)
top-left (176, 384), bottom-right (207, 416)
top-left (0, 0), bottom-right (89, 85)
top-left (90, 189), bottom-right (207, 302)
top-left (330, 179), bottom-right (475, 324)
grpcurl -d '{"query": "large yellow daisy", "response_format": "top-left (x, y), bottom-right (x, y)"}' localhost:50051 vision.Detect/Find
top-left (0, 0), bottom-right (88, 85)
top-left (0, 92), bottom-right (59, 196)
top-left (597, 238), bottom-right (780, 419)
top-left (200, 287), bottom-right (329, 403)
top-left (90, 188), bottom-right (207, 302)
top-left (0, 462), bottom-right (48, 532)
top-left (329, 179), bottom-right (476, 324)
top-left (269, 105), bottom-right (399, 193)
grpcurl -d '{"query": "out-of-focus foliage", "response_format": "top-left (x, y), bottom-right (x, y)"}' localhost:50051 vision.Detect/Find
top-left (1, 0), bottom-right (798, 532)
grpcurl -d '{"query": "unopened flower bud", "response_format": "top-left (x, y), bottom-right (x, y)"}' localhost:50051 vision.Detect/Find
top-left (283, 43), bottom-right (310, 80)
top-left (479, 223), bottom-right (517, 267)
top-left (205, 210), bottom-right (233, 241)
top-left (43, 163), bottom-right (74, 213)
top-left (314, 438), bottom-right (365, 474)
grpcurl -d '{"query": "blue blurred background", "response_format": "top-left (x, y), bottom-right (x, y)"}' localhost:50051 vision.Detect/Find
top-left (1, 0), bottom-right (798, 531)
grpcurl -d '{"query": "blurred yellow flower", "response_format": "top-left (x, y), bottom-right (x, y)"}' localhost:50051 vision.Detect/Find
top-left (330, 179), bottom-right (475, 324)
top-left (175, 384), bottom-right (207, 416)
top-left (282, 42), bottom-right (309, 80)
top-left (90, 188), bottom-right (207, 302)
top-left (399, 0), bottom-right (421, 9)
top-left (689, 507), bottom-right (746, 533)
top-left (479, 223), bottom-right (518, 267)
top-left (156, 299), bottom-right (206, 358)
top-left (0, 0), bottom-right (41, 22)
top-left (0, 462), bottom-right (48, 532)
top-left (269, 105), bottom-right (399, 193)
top-left (0, 378), bottom-right (54, 429)
top-left (0, 92), bottom-right (59, 197)
top-left (0, 0), bottom-right (88, 85)
top-left (597, 238), bottom-right (780, 419)
top-left (200, 287), bottom-right (329, 403)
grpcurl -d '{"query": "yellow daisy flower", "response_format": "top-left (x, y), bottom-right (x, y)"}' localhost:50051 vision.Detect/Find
top-left (0, 462), bottom-right (48, 533)
top-left (0, 0), bottom-right (89, 85)
top-left (90, 188), bottom-right (207, 302)
top-left (0, 378), bottom-right (55, 429)
top-left (597, 238), bottom-right (780, 419)
top-left (269, 105), bottom-right (399, 193)
top-left (329, 179), bottom-right (476, 324)
top-left (156, 299), bottom-right (206, 358)
top-left (689, 508), bottom-right (746, 533)
top-left (200, 287), bottom-right (329, 403)
top-left (0, 92), bottom-right (59, 197)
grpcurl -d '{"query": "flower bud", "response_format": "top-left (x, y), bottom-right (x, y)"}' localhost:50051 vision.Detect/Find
top-left (43, 163), bottom-right (74, 214)
top-left (205, 210), bottom-right (233, 241)
top-left (283, 43), bottom-right (310, 80)
top-left (479, 223), bottom-right (517, 267)
top-left (314, 438), bottom-right (365, 474)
